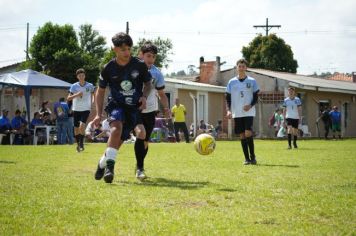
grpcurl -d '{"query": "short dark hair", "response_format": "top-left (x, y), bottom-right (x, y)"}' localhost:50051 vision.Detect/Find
top-left (288, 87), bottom-right (295, 91)
top-left (236, 58), bottom-right (248, 66)
top-left (15, 109), bottom-right (21, 115)
top-left (76, 68), bottom-right (85, 75)
top-left (59, 97), bottom-right (65, 102)
top-left (112, 32), bottom-right (133, 47)
top-left (140, 41), bottom-right (158, 54)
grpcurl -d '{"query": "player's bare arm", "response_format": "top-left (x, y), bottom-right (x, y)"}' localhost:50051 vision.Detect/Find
top-left (94, 87), bottom-right (105, 126)
top-left (139, 80), bottom-right (153, 110)
top-left (67, 91), bottom-right (83, 101)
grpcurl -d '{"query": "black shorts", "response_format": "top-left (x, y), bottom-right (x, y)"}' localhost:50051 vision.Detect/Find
top-left (234, 116), bottom-right (254, 134)
top-left (141, 111), bottom-right (156, 141)
top-left (105, 101), bottom-right (143, 141)
top-left (286, 118), bottom-right (299, 129)
top-left (73, 110), bottom-right (90, 127)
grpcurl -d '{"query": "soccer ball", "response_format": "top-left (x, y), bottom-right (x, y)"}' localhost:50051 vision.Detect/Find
top-left (194, 133), bottom-right (216, 155)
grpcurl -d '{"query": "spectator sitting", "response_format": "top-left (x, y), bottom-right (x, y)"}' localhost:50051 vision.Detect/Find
top-left (197, 119), bottom-right (208, 135)
top-left (151, 111), bottom-right (168, 142)
top-left (0, 109), bottom-right (12, 144)
top-left (214, 120), bottom-right (223, 138)
top-left (85, 119), bottom-right (100, 142)
top-left (30, 112), bottom-right (46, 144)
top-left (42, 113), bottom-right (54, 125)
top-left (11, 109), bottom-right (28, 144)
top-left (93, 119), bottom-right (111, 143)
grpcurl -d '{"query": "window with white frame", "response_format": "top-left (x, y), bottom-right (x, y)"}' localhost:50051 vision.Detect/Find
top-left (197, 92), bottom-right (208, 124)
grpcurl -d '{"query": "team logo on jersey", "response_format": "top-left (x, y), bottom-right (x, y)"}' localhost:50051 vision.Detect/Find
top-left (131, 70), bottom-right (139, 79)
top-left (246, 83), bottom-right (251, 88)
top-left (120, 80), bottom-right (132, 91)
top-left (86, 88), bottom-right (90, 92)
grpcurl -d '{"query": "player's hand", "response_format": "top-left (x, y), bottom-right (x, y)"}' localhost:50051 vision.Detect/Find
top-left (93, 115), bottom-right (101, 127)
top-left (243, 105), bottom-right (252, 111)
top-left (226, 110), bottom-right (232, 119)
top-left (138, 96), bottom-right (147, 110)
top-left (77, 91), bottom-right (83, 98)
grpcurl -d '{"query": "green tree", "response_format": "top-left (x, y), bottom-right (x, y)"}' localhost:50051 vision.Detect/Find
top-left (102, 37), bottom-right (173, 69)
top-left (132, 37), bottom-right (173, 69)
top-left (20, 22), bottom-right (106, 85)
top-left (78, 24), bottom-right (106, 60)
top-left (242, 34), bottom-right (298, 73)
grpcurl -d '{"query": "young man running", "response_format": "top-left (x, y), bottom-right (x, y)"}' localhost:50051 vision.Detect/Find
top-left (226, 59), bottom-right (260, 165)
top-left (67, 68), bottom-right (95, 152)
top-left (283, 87), bottom-right (302, 149)
top-left (138, 41), bottom-right (170, 179)
top-left (93, 32), bottom-right (152, 183)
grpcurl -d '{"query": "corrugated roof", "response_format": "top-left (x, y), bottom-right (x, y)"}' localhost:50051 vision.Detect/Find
top-left (165, 77), bottom-right (226, 93)
top-left (247, 68), bottom-right (356, 95)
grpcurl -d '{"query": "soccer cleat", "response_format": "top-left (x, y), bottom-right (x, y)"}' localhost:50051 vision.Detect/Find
top-left (94, 164), bottom-right (105, 180)
top-left (293, 144), bottom-right (298, 149)
top-left (287, 145), bottom-right (292, 150)
top-left (136, 169), bottom-right (147, 181)
top-left (250, 158), bottom-right (257, 165)
top-left (76, 145), bottom-right (81, 152)
top-left (103, 160), bottom-right (115, 183)
top-left (243, 160), bottom-right (251, 165)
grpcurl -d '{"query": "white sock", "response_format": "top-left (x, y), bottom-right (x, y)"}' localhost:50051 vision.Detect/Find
top-left (99, 147), bottom-right (117, 168)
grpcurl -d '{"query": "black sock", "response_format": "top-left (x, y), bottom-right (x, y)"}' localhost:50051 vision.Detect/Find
top-left (135, 138), bottom-right (145, 170)
top-left (75, 135), bottom-right (80, 145)
top-left (240, 139), bottom-right (250, 161)
top-left (293, 135), bottom-right (297, 146)
top-left (288, 134), bottom-right (292, 146)
top-left (80, 134), bottom-right (84, 147)
top-left (143, 146), bottom-right (149, 160)
top-left (246, 137), bottom-right (255, 159)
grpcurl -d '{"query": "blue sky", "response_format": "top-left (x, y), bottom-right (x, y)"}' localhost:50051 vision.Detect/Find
top-left (0, 0), bottom-right (355, 75)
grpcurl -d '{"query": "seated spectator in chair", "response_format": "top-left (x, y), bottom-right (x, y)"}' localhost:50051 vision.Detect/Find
top-left (0, 109), bottom-right (12, 144)
top-left (214, 120), bottom-right (223, 137)
top-left (30, 112), bottom-right (46, 144)
top-left (11, 109), bottom-right (28, 145)
top-left (151, 112), bottom-right (168, 142)
top-left (197, 119), bottom-right (208, 134)
top-left (54, 97), bottom-right (71, 144)
top-left (93, 119), bottom-right (111, 143)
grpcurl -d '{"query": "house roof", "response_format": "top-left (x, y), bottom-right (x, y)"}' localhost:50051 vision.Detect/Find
top-left (247, 68), bottom-right (356, 95)
top-left (165, 77), bottom-right (226, 93)
top-left (327, 73), bottom-right (354, 82)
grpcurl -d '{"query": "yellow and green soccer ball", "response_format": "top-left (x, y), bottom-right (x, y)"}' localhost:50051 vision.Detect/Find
top-left (194, 133), bottom-right (216, 155)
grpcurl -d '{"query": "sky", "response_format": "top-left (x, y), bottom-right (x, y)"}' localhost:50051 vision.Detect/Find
top-left (0, 0), bottom-right (355, 75)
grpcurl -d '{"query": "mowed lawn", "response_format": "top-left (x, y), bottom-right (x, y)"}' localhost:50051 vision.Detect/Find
top-left (0, 139), bottom-right (355, 235)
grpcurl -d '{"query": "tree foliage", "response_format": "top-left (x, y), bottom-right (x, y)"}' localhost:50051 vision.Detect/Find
top-left (102, 37), bottom-right (173, 69)
top-left (20, 22), bottom-right (106, 84)
top-left (242, 34), bottom-right (298, 73)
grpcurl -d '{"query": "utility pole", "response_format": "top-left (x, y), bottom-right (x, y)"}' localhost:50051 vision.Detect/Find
top-left (253, 18), bottom-right (281, 36)
top-left (126, 21), bottom-right (129, 34)
top-left (26, 22), bottom-right (29, 60)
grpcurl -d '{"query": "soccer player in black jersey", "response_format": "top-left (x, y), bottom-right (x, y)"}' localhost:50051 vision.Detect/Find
top-left (93, 32), bottom-right (153, 183)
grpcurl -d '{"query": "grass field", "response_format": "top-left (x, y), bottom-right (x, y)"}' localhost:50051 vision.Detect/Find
top-left (0, 139), bottom-right (355, 235)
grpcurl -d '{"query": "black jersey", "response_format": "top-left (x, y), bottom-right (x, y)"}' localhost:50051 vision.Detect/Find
top-left (99, 57), bottom-right (152, 107)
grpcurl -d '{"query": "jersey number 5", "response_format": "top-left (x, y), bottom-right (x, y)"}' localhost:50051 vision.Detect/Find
top-left (240, 91), bottom-right (244, 98)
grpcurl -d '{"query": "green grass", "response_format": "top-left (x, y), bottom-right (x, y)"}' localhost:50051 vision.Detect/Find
top-left (0, 139), bottom-right (355, 235)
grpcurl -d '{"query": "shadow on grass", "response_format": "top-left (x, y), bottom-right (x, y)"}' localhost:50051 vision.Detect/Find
top-left (117, 177), bottom-right (210, 190)
top-left (0, 160), bottom-right (16, 164)
top-left (217, 188), bottom-right (237, 192)
top-left (258, 164), bottom-right (300, 168)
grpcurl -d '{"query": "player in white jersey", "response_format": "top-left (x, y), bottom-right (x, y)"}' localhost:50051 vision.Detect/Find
top-left (138, 42), bottom-right (170, 179)
top-left (226, 59), bottom-right (260, 165)
top-left (67, 68), bottom-right (95, 152)
top-left (283, 87), bottom-right (302, 149)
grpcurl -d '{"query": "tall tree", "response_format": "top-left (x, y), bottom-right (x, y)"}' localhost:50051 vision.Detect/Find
top-left (242, 34), bottom-right (298, 73)
top-left (132, 37), bottom-right (173, 69)
top-left (20, 22), bottom-right (106, 84)
top-left (78, 24), bottom-right (106, 60)
top-left (102, 37), bottom-right (173, 69)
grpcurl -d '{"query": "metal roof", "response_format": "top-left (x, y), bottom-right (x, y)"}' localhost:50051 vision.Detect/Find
top-left (248, 68), bottom-right (356, 95)
top-left (165, 77), bottom-right (226, 93)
